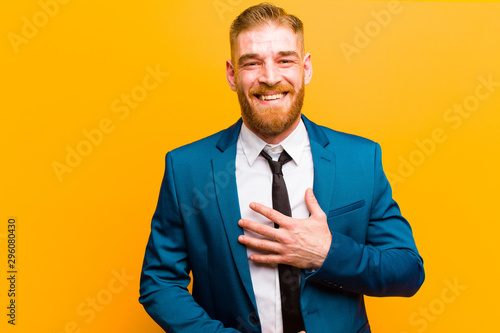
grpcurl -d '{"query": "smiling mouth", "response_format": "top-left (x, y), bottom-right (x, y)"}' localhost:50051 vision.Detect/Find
top-left (256, 92), bottom-right (288, 101)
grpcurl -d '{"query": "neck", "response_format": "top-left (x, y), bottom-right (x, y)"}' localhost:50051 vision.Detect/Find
top-left (244, 116), bottom-right (301, 145)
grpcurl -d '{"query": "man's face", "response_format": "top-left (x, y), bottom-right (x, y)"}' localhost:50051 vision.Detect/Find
top-left (226, 24), bottom-right (312, 140)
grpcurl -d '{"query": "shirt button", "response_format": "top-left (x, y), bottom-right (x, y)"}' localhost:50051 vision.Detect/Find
top-left (249, 313), bottom-right (259, 326)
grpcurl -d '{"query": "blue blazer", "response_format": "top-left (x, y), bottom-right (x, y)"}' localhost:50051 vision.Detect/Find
top-left (139, 115), bottom-right (424, 333)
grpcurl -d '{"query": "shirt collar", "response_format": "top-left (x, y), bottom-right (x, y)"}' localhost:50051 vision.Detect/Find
top-left (239, 119), bottom-right (309, 166)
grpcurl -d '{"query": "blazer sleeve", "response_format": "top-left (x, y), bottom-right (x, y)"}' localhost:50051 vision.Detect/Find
top-left (306, 143), bottom-right (425, 297)
top-left (139, 152), bottom-right (239, 332)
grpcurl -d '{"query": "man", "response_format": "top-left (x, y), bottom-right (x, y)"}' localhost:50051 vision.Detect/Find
top-left (139, 3), bottom-right (424, 333)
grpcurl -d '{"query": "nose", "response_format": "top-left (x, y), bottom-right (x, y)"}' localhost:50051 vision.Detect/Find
top-left (258, 62), bottom-right (282, 87)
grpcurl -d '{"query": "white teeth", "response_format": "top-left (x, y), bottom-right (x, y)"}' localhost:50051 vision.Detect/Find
top-left (257, 93), bottom-right (286, 101)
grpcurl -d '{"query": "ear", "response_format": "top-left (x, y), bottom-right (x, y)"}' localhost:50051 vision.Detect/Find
top-left (226, 60), bottom-right (237, 91)
top-left (303, 53), bottom-right (313, 86)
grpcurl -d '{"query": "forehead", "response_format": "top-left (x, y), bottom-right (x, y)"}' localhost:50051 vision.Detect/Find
top-left (234, 25), bottom-right (300, 58)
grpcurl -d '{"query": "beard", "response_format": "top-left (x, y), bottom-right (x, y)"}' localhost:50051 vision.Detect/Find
top-left (236, 80), bottom-right (305, 138)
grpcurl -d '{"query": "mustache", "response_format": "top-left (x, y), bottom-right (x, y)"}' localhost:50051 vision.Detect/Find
top-left (249, 84), bottom-right (295, 96)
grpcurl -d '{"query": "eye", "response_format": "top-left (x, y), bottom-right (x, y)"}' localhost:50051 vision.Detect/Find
top-left (243, 62), bottom-right (258, 67)
top-left (279, 59), bottom-right (297, 65)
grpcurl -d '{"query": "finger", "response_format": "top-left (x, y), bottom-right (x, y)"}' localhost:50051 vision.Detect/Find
top-left (305, 188), bottom-right (326, 218)
top-left (238, 235), bottom-right (283, 254)
top-left (247, 253), bottom-right (286, 265)
top-left (238, 219), bottom-right (278, 239)
top-left (249, 202), bottom-right (289, 228)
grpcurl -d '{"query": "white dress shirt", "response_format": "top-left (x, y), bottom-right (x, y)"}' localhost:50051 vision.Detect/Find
top-left (235, 119), bottom-right (314, 333)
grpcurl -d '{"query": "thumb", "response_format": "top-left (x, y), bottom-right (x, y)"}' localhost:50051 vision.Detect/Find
top-left (305, 188), bottom-right (324, 217)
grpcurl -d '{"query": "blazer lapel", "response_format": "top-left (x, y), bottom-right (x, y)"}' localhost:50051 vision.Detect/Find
top-left (212, 119), bottom-right (257, 309)
top-left (302, 115), bottom-right (336, 214)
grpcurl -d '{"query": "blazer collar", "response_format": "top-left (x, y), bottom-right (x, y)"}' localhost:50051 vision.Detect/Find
top-left (301, 114), bottom-right (330, 148)
top-left (216, 118), bottom-right (242, 152)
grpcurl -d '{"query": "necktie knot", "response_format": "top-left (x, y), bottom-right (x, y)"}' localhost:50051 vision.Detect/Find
top-left (260, 150), bottom-right (292, 175)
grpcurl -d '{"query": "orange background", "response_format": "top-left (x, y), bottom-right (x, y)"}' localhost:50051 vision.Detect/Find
top-left (1, 0), bottom-right (499, 332)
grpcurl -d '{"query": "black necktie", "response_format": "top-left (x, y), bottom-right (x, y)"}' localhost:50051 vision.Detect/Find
top-left (260, 149), bottom-right (305, 333)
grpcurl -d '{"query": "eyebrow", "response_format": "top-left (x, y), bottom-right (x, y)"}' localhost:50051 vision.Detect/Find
top-left (238, 53), bottom-right (259, 66)
top-left (237, 51), bottom-right (300, 66)
top-left (278, 51), bottom-right (300, 58)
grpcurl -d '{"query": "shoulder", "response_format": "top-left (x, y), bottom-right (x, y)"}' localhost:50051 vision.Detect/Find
top-left (172, 130), bottom-right (224, 154)
top-left (308, 122), bottom-right (384, 177)
top-left (321, 125), bottom-right (375, 147)
top-left (166, 119), bottom-right (241, 163)
top-left (321, 126), bottom-right (380, 163)
top-left (165, 131), bottom-right (223, 168)
top-left (304, 116), bottom-right (378, 154)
